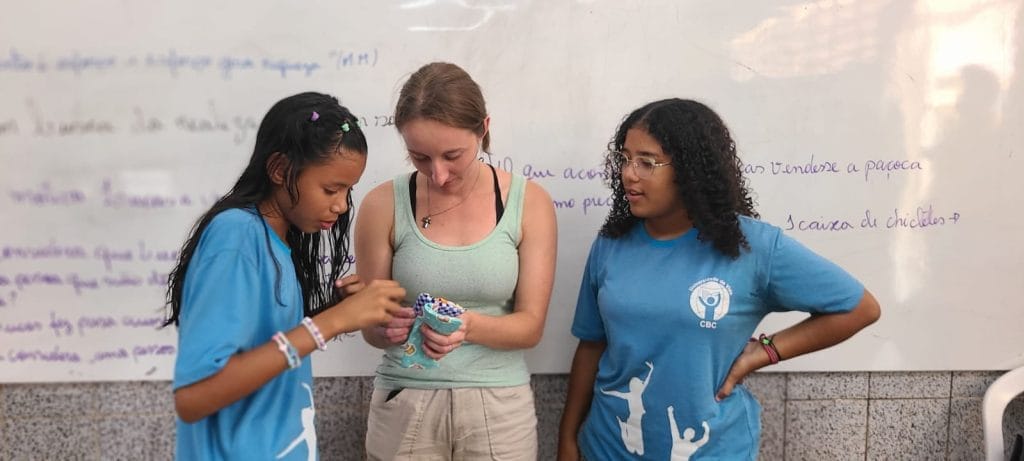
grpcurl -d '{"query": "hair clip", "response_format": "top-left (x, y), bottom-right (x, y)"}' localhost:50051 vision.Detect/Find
top-left (310, 111), bottom-right (320, 122)
top-left (340, 122), bottom-right (350, 132)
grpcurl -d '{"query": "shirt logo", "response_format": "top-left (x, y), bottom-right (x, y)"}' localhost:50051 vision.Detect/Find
top-left (689, 278), bottom-right (732, 329)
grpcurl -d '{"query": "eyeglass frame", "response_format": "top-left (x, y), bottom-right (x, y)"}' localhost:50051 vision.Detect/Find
top-left (609, 148), bottom-right (672, 179)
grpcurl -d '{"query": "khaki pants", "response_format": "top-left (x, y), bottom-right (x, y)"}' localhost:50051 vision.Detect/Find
top-left (366, 385), bottom-right (538, 460)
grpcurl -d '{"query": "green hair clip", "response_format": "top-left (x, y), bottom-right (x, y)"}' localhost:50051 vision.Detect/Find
top-left (341, 122), bottom-right (351, 133)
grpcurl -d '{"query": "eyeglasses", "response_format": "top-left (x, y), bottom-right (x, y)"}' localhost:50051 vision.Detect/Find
top-left (611, 151), bottom-right (672, 179)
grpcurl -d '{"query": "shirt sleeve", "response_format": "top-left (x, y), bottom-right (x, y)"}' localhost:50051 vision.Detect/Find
top-left (764, 229), bottom-right (865, 314)
top-left (571, 237), bottom-right (608, 342)
top-left (173, 249), bottom-right (261, 390)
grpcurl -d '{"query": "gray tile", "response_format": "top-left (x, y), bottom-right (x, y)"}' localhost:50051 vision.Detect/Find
top-left (1006, 396), bottom-right (1024, 460)
top-left (949, 398), bottom-right (984, 460)
top-left (536, 404), bottom-right (561, 461)
top-left (951, 371), bottom-right (1022, 460)
top-left (354, 376), bottom-right (378, 409)
top-left (314, 376), bottom-right (365, 410)
top-left (97, 381), bottom-right (174, 415)
top-left (870, 371), bottom-right (950, 399)
top-left (98, 415), bottom-right (175, 460)
top-left (758, 398), bottom-right (784, 461)
top-left (785, 399), bottom-right (867, 460)
top-left (787, 372), bottom-right (868, 400)
top-left (356, 375), bottom-right (375, 385)
top-left (2, 417), bottom-right (98, 460)
top-left (0, 385), bottom-right (4, 456)
top-left (316, 407), bottom-right (366, 461)
top-left (531, 374), bottom-right (568, 408)
top-left (952, 371), bottom-right (1004, 397)
top-left (2, 382), bottom-right (99, 418)
top-left (744, 371), bottom-right (786, 401)
top-left (867, 398), bottom-right (949, 460)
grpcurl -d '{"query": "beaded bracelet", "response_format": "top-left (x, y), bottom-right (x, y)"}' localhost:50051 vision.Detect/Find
top-left (301, 317), bottom-right (327, 351)
top-left (750, 333), bottom-right (782, 364)
top-left (272, 331), bottom-right (302, 369)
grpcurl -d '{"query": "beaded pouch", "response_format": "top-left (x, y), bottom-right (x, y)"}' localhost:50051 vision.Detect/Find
top-left (401, 293), bottom-right (465, 369)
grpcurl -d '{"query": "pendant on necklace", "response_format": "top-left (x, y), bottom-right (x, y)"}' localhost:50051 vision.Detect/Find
top-left (421, 216), bottom-right (431, 229)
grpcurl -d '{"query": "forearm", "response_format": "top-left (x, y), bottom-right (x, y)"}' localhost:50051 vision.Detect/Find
top-left (360, 326), bottom-right (393, 349)
top-left (771, 290), bottom-right (881, 362)
top-left (174, 324), bottom-right (320, 423)
top-left (473, 185), bottom-right (555, 351)
top-left (559, 340), bottom-right (605, 444)
top-left (352, 189), bottom-right (396, 351)
top-left (463, 309), bottom-right (545, 350)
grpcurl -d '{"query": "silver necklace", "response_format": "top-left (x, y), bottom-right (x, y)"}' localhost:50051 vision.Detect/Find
top-left (421, 164), bottom-right (482, 229)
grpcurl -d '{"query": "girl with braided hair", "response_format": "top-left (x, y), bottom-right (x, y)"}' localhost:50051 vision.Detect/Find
top-left (166, 92), bottom-right (405, 460)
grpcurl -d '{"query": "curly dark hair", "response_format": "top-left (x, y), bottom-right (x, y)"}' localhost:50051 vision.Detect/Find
top-left (600, 98), bottom-right (758, 258)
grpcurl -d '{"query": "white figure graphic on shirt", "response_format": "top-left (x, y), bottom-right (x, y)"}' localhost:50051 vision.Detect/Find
top-left (667, 406), bottom-right (709, 461)
top-left (277, 382), bottom-right (316, 460)
top-left (601, 361), bottom-right (654, 455)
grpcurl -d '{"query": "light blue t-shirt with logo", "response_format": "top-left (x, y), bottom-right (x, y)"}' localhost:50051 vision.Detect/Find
top-left (173, 208), bottom-right (317, 461)
top-left (572, 216), bottom-right (864, 460)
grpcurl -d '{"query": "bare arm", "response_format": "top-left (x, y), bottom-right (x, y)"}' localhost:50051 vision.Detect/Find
top-left (716, 289), bottom-right (881, 399)
top-left (174, 279), bottom-right (405, 423)
top-left (354, 182), bottom-right (417, 349)
top-left (558, 340), bottom-right (606, 461)
top-left (463, 181), bottom-right (557, 349)
top-left (175, 324), bottom-right (319, 423)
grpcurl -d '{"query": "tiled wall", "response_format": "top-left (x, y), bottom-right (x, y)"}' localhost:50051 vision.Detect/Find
top-left (1, 372), bottom-right (1022, 460)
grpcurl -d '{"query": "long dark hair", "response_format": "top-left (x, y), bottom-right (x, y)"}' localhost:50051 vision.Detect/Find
top-left (163, 92), bottom-right (367, 326)
top-left (600, 98), bottom-right (758, 258)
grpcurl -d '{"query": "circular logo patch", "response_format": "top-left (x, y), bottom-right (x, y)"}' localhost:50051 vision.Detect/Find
top-left (689, 279), bottom-right (731, 321)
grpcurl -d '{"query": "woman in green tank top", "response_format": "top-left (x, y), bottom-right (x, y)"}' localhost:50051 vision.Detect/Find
top-left (354, 62), bottom-right (558, 460)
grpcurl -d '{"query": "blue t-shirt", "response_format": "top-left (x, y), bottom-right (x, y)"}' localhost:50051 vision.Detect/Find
top-left (173, 208), bottom-right (317, 461)
top-left (572, 217), bottom-right (864, 460)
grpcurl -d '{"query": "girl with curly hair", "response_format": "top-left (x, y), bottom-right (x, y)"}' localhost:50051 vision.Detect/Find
top-left (558, 98), bottom-right (881, 460)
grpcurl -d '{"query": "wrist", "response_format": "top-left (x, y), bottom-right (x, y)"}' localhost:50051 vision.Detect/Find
top-left (314, 312), bottom-right (348, 340)
top-left (301, 317), bottom-right (328, 351)
top-left (557, 433), bottom-right (580, 458)
top-left (750, 345), bottom-right (774, 370)
top-left (558, 417), bottom-right (581, 439)
top-left (460, 310), bottom-right (475, 338)
top-left (748, 333), bottom-right (781, 368)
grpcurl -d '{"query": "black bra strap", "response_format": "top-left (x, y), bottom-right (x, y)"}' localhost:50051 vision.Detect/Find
top-left (408, 171), bottom-right (418, 217)
top-left (409, 164), bottom-right (505, 225)
top-left (491, 164), bottom-right (505, 222)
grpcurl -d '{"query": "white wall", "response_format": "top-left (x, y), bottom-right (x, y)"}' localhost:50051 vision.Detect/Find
top-left (2, 0), bottom-right (1022, 381)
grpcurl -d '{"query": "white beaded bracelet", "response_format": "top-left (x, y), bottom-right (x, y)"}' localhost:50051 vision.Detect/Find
top-left (301, 317), bottom-right (327, 351)
top-left (272, 331), bottom-right (301, 369)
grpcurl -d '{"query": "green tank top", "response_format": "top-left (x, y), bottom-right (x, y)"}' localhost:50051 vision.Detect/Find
top-left (373, 171), bottom-right (530, 389)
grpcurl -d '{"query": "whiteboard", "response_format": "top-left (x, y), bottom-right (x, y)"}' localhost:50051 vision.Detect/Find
top-left (2, 0), bottom-right (1023, 382)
